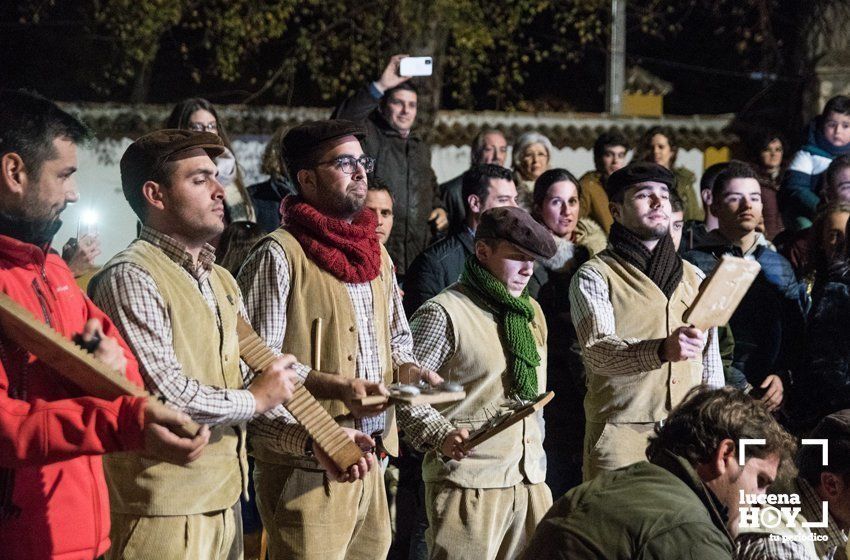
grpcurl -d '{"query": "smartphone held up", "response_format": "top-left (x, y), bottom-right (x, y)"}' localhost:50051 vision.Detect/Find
top-left (399, 57), bottom-right (433, 77)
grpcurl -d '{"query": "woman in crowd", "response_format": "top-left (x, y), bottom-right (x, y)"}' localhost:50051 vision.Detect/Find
top-left (512, 131), bottom-right (555, 210)
top-left (527, 168), bottom-right (605, 497)
top-left (636, 126), bottom-right (701, 222)
top-left (800, 215), bottom-right (850, 428)
top-left (752, 131), bottom-right (786, 241)
top-left (165, 98), bottom-right (256, 225)
top-left (788, 202), bottom-right (850, 298)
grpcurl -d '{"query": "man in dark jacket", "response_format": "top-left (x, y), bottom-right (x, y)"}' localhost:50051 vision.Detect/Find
top-left (683, 161), bottom-right (809, 412)
top-left (439, 128), bottom-right (509, 234)
top-left (403, 164), bottom-right (518, 315)
top-left (522, 386), bottom-right (797, 559)
top-left (332, 54), bottom-right (446, 275)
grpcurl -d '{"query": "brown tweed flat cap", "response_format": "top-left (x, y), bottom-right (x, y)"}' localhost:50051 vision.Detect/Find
top-left (282, 119), bottom-right (366, 170)
top-left (475, 206), bottom-right (557, 260)
top-left (120, 129), bottom-right (224, 196)
top-left (605, 161), bottom-right (676, 200)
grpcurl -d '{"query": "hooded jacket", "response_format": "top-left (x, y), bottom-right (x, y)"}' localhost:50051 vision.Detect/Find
top-left (781, 120), bottom-right (850, 230)
top-left (0, 233), bottom-right (148, 560)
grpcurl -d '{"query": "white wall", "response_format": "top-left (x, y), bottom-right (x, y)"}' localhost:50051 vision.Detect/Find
top-left (57, 138), bottom-right (705, 264)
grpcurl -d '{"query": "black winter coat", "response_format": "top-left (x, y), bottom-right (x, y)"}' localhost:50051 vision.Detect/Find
top-left (333, 86), bottom-right (439, 274)
top-left (402, 230), bottom-right (473, 316)
top-left (683, 240), bottom-right (809, 389)
top-left (247, 175), bottom-right (297, 233)
top-left (801, 276), bottom-right (850, 425)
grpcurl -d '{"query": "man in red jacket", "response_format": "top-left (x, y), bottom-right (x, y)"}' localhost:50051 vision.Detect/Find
top-left (0, 89), bottom-right (210, 560)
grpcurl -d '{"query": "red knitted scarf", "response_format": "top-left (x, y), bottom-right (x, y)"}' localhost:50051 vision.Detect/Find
top-left (280, 196), bottom-right (382, 283)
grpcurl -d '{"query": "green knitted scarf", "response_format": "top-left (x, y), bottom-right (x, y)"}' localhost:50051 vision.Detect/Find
top-left (459, 256), bottom-right (540, 400)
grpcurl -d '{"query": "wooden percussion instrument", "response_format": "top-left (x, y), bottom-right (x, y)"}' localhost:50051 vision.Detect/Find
top-left (0, 292), bottom-right (201, 438)
top-left (684, 255), bottom-right (761, 330)
top-left (460, 391), bottom-right (554, 452)
top-left (235, 317), bottom-right (364, 471)
top-left (353, 388), bottom-right (466, 407)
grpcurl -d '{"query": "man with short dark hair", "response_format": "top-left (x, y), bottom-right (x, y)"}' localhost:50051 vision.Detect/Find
top-left (440, 128), bottom-right (510, 233)
top-left (680, 162), bottom-right (727, 253)
top-left (683, 160), bottom-right (808, 413)
top-left (523, 386), bottom-right (798, 559)
top-left (403, 163), bottom-right (518, 315)
top-left (399, 206), bottom-right (557, 559)
top-left (238, 119), bottom-right (432, 559)
top-left (89, 129), bottom-right (303, 559)
top-left (737, 409), bottom-right (850, 560)
top-left (0, 90), bottom-right (208, 560)
top-left (570, 162), bottom-right (723, 480)
top-left (578, 131), bottom-right (630, 234)
top-left (365, 178), bottom-right (395, 245)
top-left (333, 55), bottom-right (446, 275)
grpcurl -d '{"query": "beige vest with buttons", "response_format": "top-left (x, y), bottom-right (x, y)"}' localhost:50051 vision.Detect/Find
top-left (421, 283), bottom-right (548, 488)
top-left (249, 229), bottom-right (398, 469)
top-left (581, 250), bottom-right (704, 424)
top-left (94, 239), bottom-right (247, 516)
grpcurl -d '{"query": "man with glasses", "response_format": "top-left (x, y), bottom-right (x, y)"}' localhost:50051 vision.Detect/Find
top-left (238, 120), bottom-right (436, 559)
top-left (333, 54), bottom-right (446, 276)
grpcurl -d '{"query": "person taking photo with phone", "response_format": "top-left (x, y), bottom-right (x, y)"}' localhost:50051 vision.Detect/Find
top-left (333, 54), bottom-right (447, 279)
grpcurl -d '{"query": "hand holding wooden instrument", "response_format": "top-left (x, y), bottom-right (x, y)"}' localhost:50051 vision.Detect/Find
top-left (0, 292), bottom-right (201, 438)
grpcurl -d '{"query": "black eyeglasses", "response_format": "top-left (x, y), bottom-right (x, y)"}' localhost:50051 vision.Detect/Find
top-left (188, 122), bottom-right (218, 133)
top-left (316, 155), bottom-right (375, 174)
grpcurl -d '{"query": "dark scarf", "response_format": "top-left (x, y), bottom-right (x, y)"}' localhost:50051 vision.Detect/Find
top-left (281, 196), bottom-right (382, 283)
top-left (805, 120), bottom-right (850, 157)
top-left (0, 212), bottom-right (61, 248)
top-left (609, 221), bottom-right (683, 299)
top-left (460, 256), bottom-right (540, 400)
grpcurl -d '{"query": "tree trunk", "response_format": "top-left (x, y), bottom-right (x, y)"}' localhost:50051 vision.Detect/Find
top-left (129, 56), bottom-right (155, 103)
top-left (401, 1), bottom-right (450, 140)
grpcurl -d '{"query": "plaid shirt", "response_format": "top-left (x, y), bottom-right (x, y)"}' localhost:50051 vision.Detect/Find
top-left (569, 264), bottom-right (724, 388)
top-left (237, 238), bottom-right (416, 456)
top-left (90, 226), bottom-right (256, 425)
top-left (800, 477), bottom-right (848, 560)
top-left (396, 301), bottom-right (457, 452)
top-left (735, 477), bottom-right (847, 560)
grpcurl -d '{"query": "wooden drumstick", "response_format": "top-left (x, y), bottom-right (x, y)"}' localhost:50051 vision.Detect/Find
top-left (312, 318), bottom-right (323, 370)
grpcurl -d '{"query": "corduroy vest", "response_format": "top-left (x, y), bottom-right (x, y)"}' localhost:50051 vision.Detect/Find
top-left (421, 284), bottom-right (548, 488)
top-left (93, 240), bottom-right (247, 515)
top-left (582, 250), bottom-right (704, 424)
top-left (250, 229), bottom-right (398, 468)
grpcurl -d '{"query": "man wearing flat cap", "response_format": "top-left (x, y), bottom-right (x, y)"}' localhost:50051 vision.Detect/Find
top-left (237, 119), bottom-right (432, 559)
top-left (569, 161), bottom-right (723, 480)
top-left (89, 129), bottom-right (306, 559)
top-left (397, 206), bottom-right (556, 559)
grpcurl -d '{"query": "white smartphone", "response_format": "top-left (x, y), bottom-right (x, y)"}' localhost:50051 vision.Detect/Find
top-left (399, 56), bottom-right (433, 77)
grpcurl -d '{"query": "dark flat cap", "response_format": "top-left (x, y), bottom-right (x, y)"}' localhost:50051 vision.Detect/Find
top-left (475, 207), bottom-right (556, 260)
top-left (121, 129), bottom-right (224, 196)
top-left (282, 119), bottom-right (366, 167)
top-left (802, 410), bottom-right (850, 474)
top-left (605, 161), bottom-right (676, 200)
